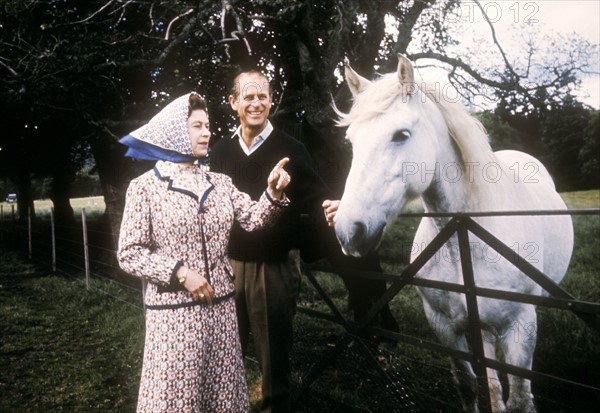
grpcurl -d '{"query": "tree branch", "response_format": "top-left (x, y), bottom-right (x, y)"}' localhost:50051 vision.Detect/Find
top-left (409, 51), bottom-right (514, 90)
top-left (473, 0), bottom-right (519, 81)
top-left (394, 0), bottom-right (436, 54)
top-left (93, 11), bottom-right (198, 72)
top-left (219, 0), bottom-right (252, 58)
top-left (0, 58), bottom-right (18, 77)
top-left (69, 0), bottom-right (116, 25)
top-left (165, 8), bottom-right (194, 40)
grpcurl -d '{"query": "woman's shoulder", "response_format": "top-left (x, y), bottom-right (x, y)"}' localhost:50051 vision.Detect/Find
top-left (206, 171), bottom-right (233, 185)
top-left (134, 167), bottom-right (160, 182)
top-left (126, 167), bottom-right (163, 191)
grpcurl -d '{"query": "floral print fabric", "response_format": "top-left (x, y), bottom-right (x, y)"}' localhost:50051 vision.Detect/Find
top-left (127, 94), bottom-right (197, 157)
top-left (118, 160), bottom-right (286, 412)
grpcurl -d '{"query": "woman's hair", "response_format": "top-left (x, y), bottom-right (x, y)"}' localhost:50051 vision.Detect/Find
top-left (188, 93), bottom-right (208, 117)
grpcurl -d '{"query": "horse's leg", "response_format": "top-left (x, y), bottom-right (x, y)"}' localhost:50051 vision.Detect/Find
top-left (342, 272), bottom-right (399, 336)
top-left (371, 277), bottom-right (400, 334)
top-left (423, 302), bottom-right (479, 413)
top-left (500, 311), bottom-right (537, 413)
top-left (343, 275), bottom-right (370, 322)
top-left (448, 354), bottom-right (479, 413)
top-left (334, 249), bottom-right (399, 337)
top-left (483, 335), bottom-right (506, 412)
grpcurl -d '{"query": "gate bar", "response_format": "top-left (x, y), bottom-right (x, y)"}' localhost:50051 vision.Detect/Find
top-left (457, 219), bottom-right (492, 413)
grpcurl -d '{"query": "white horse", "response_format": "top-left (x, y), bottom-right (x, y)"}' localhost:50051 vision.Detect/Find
top-left (333, 55), bottom-right (573, 413)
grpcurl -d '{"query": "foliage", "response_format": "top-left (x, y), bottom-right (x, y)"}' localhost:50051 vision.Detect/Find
top-left (579, 110), bottom-right (600, 180)
top-left (0, 1), bottom-right (597, 228)
top-left (494, 97), bottom-right (599, 191)
top-left (540, 97), bottom-right (592, 189)
top-left (476, 110), bottom-right (525, 151)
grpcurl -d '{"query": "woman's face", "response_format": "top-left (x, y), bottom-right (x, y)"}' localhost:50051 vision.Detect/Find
top-left (187, 109), bottom-right (211, 158)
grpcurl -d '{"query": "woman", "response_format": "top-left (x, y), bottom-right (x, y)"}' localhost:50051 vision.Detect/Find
top-left (117, 92), bottom-right (290, 413)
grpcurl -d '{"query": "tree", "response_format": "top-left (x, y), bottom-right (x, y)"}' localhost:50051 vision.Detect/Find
top-left (1, 0), bottom-right (596, 232)
top-left (476, 110), bottom-right (525, 152)
top-left (539, 96), bottom-right (591, 190)
top-left (578, 110), bottom-right (600, 188)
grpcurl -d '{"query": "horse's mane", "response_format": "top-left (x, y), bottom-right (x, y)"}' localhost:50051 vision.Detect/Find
top-left (336, 71), bottom-right (503, 210)
top-left (424, 86), bottom-right (498, 170)
top-left (335, 74), bottom-right (402, 127)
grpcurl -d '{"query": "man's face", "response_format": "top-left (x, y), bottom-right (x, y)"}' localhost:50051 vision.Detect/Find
top-left (229, 72), bottom-right (272, 130)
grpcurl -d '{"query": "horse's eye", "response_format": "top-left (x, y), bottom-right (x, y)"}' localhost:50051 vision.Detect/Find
top-left (392, 129), bottom-right (411, 142)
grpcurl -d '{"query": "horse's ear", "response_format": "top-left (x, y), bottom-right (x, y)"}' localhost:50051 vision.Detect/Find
top-left (397, 54), bottom-right (415, 95)
top-left (344, 62), bottom-right (371, 97)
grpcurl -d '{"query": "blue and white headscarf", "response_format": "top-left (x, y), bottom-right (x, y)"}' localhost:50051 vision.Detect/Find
top-left (119, 93), bottom-right (201, 162)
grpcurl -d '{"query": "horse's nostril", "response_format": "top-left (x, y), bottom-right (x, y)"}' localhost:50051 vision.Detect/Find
top-left (352, 221), bottom-right (367, 240)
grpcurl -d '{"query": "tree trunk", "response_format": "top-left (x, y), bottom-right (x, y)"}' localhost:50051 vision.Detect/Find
top-left (90, 132), bottom-right (153, 260)
top-left (15, 172), bottom-right (34, 222)
top-left (50, 165), bottom-right (76, 227)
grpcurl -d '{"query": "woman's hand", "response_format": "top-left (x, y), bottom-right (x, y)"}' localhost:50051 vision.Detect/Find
top-left (177, 267), bottom-right (214, 304)
top-left (267, 157), bottom-right (291, 200)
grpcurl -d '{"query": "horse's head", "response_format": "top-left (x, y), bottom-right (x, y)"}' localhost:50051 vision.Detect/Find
top-left (334, 55), bottom-right (447, 257)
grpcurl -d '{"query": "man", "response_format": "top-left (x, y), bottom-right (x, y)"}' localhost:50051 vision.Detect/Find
top-left (210, 69), bottom-right (338, 412)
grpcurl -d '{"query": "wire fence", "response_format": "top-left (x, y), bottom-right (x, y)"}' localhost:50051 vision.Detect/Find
top-left (1, 205), bottom-right (599, 412)
top-left (1, 206), bottom-right (145, 311)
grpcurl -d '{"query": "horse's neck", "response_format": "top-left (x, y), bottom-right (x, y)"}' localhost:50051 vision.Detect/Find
top-left (420, 145), bottom-right (499, 214)
top-left (421, 145), bottom-right (472, 213)
top-left (422, 176), bottom-right (470, 213)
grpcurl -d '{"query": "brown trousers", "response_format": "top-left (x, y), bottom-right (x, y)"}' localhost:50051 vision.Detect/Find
top-left (231, 250), bottom-right (302, 413)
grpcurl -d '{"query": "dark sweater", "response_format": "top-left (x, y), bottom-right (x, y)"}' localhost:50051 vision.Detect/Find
top-left (209, 128), bottom-right (332, 261)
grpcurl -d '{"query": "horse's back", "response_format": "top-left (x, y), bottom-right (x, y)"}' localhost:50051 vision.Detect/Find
top-left (495, 150), bottom-right (555, 190)
top-left (495, 150), bottom-right (574, 285)
top-left (412, 150), bottom-right (574, 287)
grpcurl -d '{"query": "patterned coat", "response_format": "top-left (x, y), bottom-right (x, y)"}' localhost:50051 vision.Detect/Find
top-left (118, 160), bottom-right (287, 412)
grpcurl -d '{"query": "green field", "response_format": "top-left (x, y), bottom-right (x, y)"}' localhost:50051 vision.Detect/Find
top-left (0, 196), bottom-right (107, 220)
top-left (1, 189), bottom-right (596, 218)
top-left (559, 189), bottom-right (600, 209)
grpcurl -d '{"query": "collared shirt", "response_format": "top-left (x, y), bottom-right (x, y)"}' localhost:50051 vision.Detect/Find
top-left (232, 121), bottom-right (274, 156)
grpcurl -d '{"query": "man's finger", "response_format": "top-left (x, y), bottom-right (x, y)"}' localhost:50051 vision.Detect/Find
top-left (274, 173), bottom-right (284, 191)
top-left (275, 157), bottom-right (290, 171)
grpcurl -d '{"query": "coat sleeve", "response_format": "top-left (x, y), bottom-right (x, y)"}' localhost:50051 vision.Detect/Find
top-left (117, 177), bottom-right (179, 286)
top-left (225, 176), bottom-right (289, 232)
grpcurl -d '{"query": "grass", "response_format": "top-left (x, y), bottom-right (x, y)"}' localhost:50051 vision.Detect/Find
top-left (0, 251), bottom-right (143, 412)
top-left (0, 190), bottom-right (598, 412)
top-left (560, 189), bottom-right (600, 209)
top-left (33, 196), bottom-right (106, 219)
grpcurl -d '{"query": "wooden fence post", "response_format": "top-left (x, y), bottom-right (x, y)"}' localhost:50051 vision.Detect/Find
top-left (82, 208), bottom-right (90, 290)
top-left (28, 207), bottom-right (32, 260)
top-left (50, 207), bottom-right (56, 273)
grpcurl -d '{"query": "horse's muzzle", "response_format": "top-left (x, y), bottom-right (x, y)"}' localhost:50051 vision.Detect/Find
top-left (335, 220), bottom-right (384, 257)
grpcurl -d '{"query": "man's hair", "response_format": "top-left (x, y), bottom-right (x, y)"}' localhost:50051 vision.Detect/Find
top-left (230, 70), bottom-right (271, 98)
top-left (188, 93), bottom-right (208, 117)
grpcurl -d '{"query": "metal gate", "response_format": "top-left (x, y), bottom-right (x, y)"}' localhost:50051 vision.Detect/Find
top-left (295, 210), bottom-right (600, 413)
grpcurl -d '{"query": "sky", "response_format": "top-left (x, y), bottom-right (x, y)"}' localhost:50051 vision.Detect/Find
top-left (477, 0), bottom-right (599, 108)
top-left (410, 0), bottom-right (600, 108)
